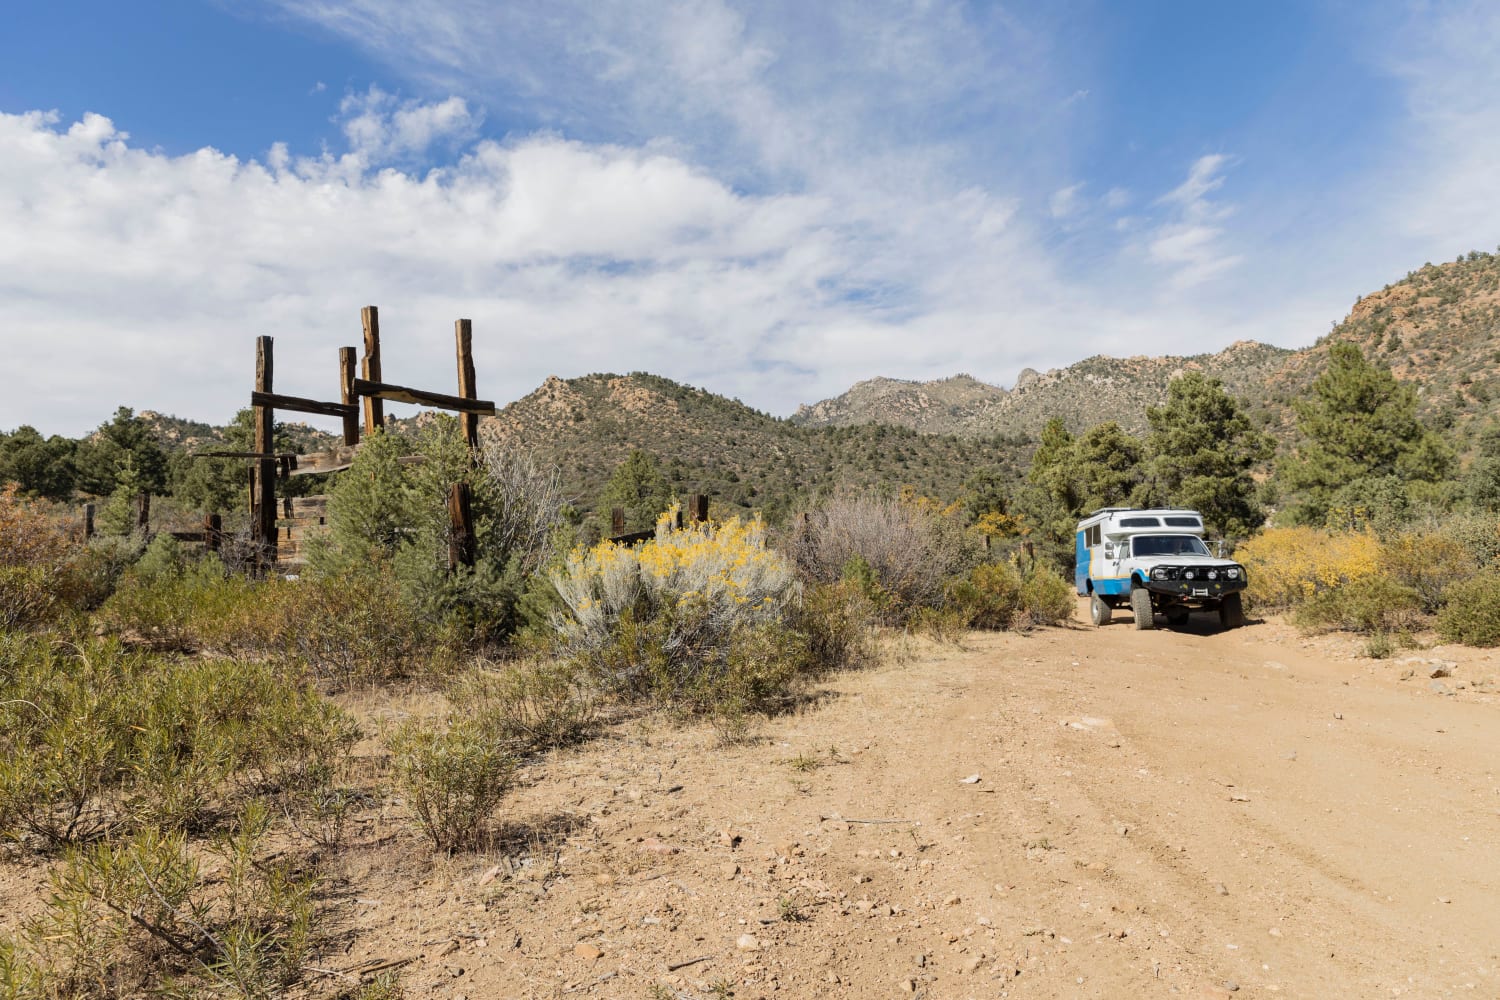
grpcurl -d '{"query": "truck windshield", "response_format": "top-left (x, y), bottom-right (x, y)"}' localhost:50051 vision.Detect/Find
top-left (1131, 535), bottom-right (1210, 557)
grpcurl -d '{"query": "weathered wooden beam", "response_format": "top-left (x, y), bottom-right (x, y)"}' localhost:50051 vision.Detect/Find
top-left (608, 529), bottom-right (655, 546)
top-left (198, 450), bottom-right (297, 460)
top-left (286, 444), bottom-right (360, 477)
top-left (455, 318), bottom-right (479, 451)
top-left (688, 494), bottom-right (709, 524)
top-left (447, 482), bottom-right (476, 571)
top-left (352, 378), bottom-right (497, 415)
top-left (339, 346), bottom-right (360, 446)
top-left (252, 335), bottom-right (278, 565)
top-left (133, 493), bottom-right (150, 535)
top-left (361, 306), bottom-right (384, 434)
top-left (83, 503), bottom-right (95, 540)
top-left (250, 391), bottom-right (356, 419)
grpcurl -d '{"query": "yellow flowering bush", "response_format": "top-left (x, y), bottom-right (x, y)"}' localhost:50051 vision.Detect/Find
top-left (1235, 526), bottom-right (1382, 610)
top-left (549, 507), bottom-right (802, 716)
top-left (553, 508), bottom-right (795, 646)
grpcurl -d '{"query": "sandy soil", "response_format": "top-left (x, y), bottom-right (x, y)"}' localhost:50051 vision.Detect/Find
top-left (311, 602), bottom-right (1500, 1000)
top-left (5, 601), bottom-right (1499, 999)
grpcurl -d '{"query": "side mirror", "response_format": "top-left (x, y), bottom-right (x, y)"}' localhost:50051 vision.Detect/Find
top-left (1215, 540), bottom-right (1226, 557)
top-left (1104, 542), bottom-right (1116, 558)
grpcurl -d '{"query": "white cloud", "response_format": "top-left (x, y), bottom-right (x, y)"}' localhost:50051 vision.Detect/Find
top-left (1159, 153), bottom-right (1229, 208)
top-left (338, 86), bottom-right (479, 162)
top-left (1142, 154), bottom-right (1242, 290)
top-left (0, 109), bottom-right (852, 433)
top-left (20, 2), bottom-right (1500, 438)
top-left (0, 103), bottom-right (1222, 436)
top-left (1049, 183), bottom-right (1083, 219)
top-left (1377, 1), bottom-right (1500, 252)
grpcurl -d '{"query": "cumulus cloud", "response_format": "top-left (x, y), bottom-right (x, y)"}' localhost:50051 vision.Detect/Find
top-left (0, 109), bottom-right (851, 432)
top-left (16, 2), bottom-right (1499, 437)
top-left (338, 86), bottom-right (479, 161)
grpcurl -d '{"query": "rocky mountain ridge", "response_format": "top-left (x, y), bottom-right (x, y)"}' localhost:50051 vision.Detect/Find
top-left (791, 251), bottom-right (1500, 445)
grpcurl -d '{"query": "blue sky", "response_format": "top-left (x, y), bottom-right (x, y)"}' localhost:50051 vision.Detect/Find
top-left (2, 0), bottom-right (1497, 435)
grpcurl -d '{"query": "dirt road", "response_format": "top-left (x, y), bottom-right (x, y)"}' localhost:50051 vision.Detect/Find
top-left (330, 602), bottom-right (1500, 999)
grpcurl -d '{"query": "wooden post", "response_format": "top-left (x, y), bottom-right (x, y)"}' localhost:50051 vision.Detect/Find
top-left (253, 335), bottom-right (278, 567)
top-left (339, 346), bottom-right (360, 446)
top-left (204, 513), bottom-right (221, 554)
top-left (134, 493), bottom-right (150, 535)
top-left (447, 482), bottom-right (475, 570)
top-left (611, 508), bottom-right (625, 536)
top-left (83, 503), bottom-right (95, 540)
top-left (688, 494), bottom-right (709, 524)
top-left (361, 306), bottom-right (383, 434)
top-left (454, 318), bottom-right (479, 453)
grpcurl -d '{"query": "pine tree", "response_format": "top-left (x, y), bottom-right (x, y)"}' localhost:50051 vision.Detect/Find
top-left (1140, 372), bottom-right (1274, 538)
top-left (0, 426), bottom-right (76, 499)
top-left (597, 450), bottom-right (674, 534)
top-left (73, 407), bottom-right (169, 496)
top-left (1277, 343), bottom-right (1453, 524)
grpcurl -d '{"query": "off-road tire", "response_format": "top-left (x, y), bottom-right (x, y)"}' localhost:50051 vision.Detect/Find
top-left (1219, 591), bottom-right (1245, 630)
top-left (1165, 605), bottom-right (1190, 629)
top-left (1090, 593), bottom-right (1112, 627)
top-left (1131, 587), bottom-right (1154, 630)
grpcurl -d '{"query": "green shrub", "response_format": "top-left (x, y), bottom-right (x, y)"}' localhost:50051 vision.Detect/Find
top-left (943, 562), bottom-right (1072, 631)
top-left (12, 805), bottom-right (314, 999)
top-left (1437, 511), bottom-right (1500, 568)
top-left (790, 581), bottom-right (876, 676)
top-left (911, 605), bottom-right (970, 643)
top-left (99, 551), bottom-right (227, 650)
top-left (449, 659), bottom-right (599, 755)
top-left (0, 565), bottom-right (61, 632)
top-left (281, 565), bottom-right (447, 688)
top-left (388, 719), bottom-right (514, 852)
top-left (1383, 531), bottom-right (1479, 612)
top-left (308, 422), bottom-right (568, 648)
top-left (945, 561), bottom-right (1023, 629)
top-left (0, 637), bottom-right (144, 846)
top-left (0, 637), bottom-right (358, 848)
top-left (1018, 567), bottom-right (1076, 627)
top-left (1292, 574), bottom-right (1423, 635)
top-left (96, 537), bottom-right (296, 656)
top-left (1435, 570), bottom-right (1500, 646)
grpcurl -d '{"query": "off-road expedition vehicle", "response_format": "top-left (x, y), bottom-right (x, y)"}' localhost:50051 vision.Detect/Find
top-left (1074, 507), bottom-right (1247, 630)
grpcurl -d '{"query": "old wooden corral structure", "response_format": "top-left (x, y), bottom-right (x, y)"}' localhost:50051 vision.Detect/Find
top-left (204, 306), bottom-right (497, 572)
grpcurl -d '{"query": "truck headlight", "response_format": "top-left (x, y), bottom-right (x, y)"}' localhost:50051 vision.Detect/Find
top-left (1183, 569), bottom-right (1196, 580)
top-left (1207, 569), bottom-right (1218, 580)
top-left (1226, 567), bottom-right (1241, 580)
top-left (1152, 567), bottom-right (1169, 581)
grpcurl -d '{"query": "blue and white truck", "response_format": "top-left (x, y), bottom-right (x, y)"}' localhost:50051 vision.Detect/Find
top-left (1074, 507), bottom-right (1247, 630)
